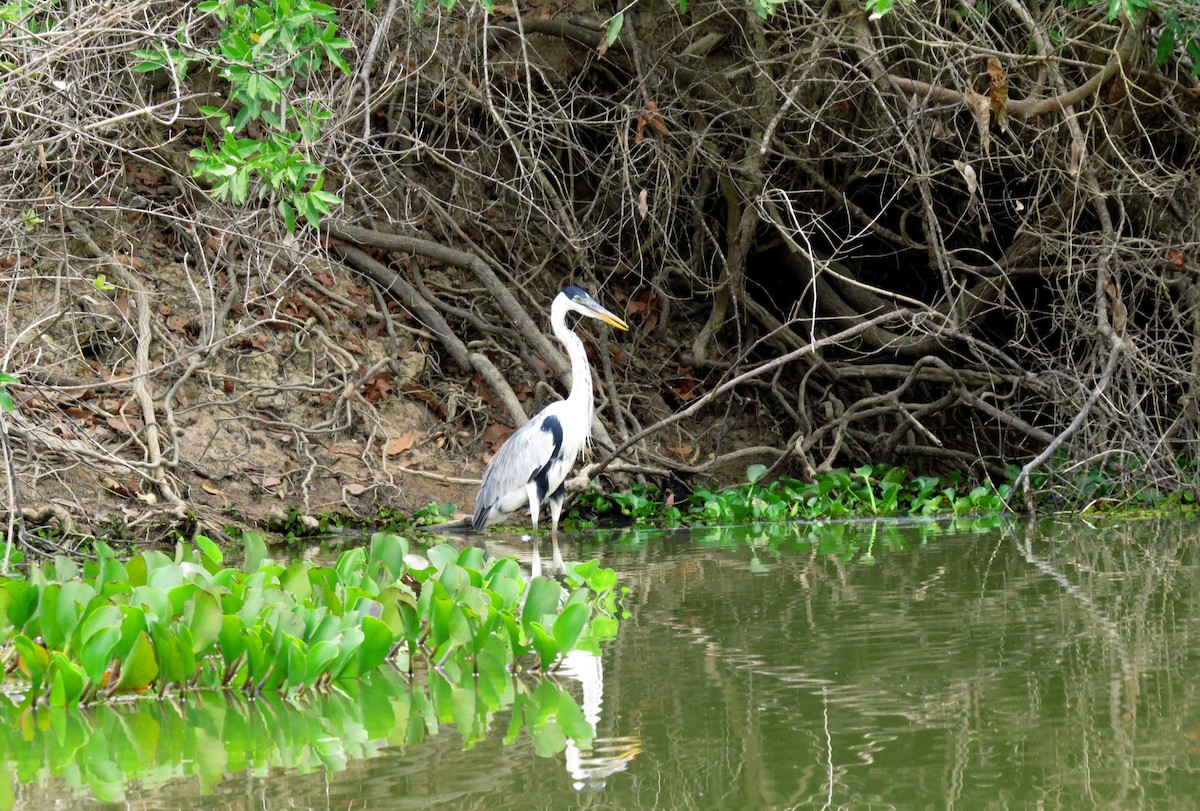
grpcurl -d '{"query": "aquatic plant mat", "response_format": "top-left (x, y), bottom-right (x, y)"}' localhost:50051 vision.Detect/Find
top-left (0, 533), bottom-right (622, 707)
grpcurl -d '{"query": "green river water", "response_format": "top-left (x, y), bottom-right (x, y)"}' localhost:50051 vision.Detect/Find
top-left (5, 517), bottom-right (1200, 809)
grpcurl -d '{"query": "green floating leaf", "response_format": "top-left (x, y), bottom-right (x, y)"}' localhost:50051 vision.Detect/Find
top-left (15, 634), bottom-right (50, 693)
top-left (530, 622), bottom-right (559, 670)
top-left (368, 533), bottom-right (408, 581)
top-left (553, 603), bottom-right (590, 655)
top-left (354, 615), bottom-right (394, 677)
top-left (305, 639), bottom-right (339, 686)
top-left (522, 577), bottom-right (562, 636)
top-left (194, 535), bottom-right (223, 565)
top-left (243, 532), bottom-right (269, 573)
top-left (49, 653), bottom-right (87, 707)
top-left (114, 631), bottom-right (159, 693)
top-left (189, 590), bottom-right (223, 655)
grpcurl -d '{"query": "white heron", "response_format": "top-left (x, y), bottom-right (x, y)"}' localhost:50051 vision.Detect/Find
top-left (470, 285), bottom-right (628, 565)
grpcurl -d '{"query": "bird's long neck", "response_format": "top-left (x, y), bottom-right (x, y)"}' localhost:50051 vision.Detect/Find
top-left (551, 297), bottom-right (594, 430)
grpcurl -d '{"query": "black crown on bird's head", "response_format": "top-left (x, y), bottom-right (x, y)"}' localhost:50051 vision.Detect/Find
top-left (559, 284), bottom-right (590, 301)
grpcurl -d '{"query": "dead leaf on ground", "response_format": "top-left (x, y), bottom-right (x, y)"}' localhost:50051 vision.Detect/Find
top-left (113, 254), bottom-right (147, 271)
top-left (362, 370), bottom-right (393, 403)
top-left (644, 101), bottom-right (669, 137)
top-left (324, 444), bottom-right (360, 457)
top-left (668, 444), bottom-right (694, 456)
top-left (201, 483), bottom-right (223, 495)
top-left (383, 434), bottom-right (415, 457)
top-left (106, 415), bottom-right (144, 435)
top-left (483, 422), bottom-right (515, 453)
top-left (344, 483), bottom-right (368, 496)
top-left (262, 475), bottom-right (282, 490)
top-left (114, 293), bottom-right (132, 321)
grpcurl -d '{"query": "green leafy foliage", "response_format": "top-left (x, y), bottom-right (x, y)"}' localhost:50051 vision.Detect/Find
top-left (569, 464), bottom-right (1015, 530)
top-left (412, 501), bottom-right (459, 526)
top-left (0, 532), bottom-right (623, 707)
top-left (689, 464), bottom-right (1011, 523)
top-left (0, 372), bottom-right (17, 414)
top-left (133, 0), bottom-right (351, 230)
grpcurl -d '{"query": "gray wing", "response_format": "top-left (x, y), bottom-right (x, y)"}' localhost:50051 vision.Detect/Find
top-left (472, 406), bottom-right (566, 531)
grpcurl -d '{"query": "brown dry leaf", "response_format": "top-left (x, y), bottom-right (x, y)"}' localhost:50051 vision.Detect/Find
top-left (262, 475), bottom-right (282, 490)
top-left (166, 314), bottom-right (190, 333)
top-left (363, 370), bottom-right (393, 403)
top-left (201, 483), bottom-right (223, 495)
top-left (324, 444), bottom-right (360, 457)
top-left (1107, 281), bottom-right (1127, 337)
top-left (668, 444), bottom-right (694, 456)
top-left (114, 293), bottom-right (132, 321)
top-left (113, 254), bottom-right (147, 271)
top-left (513, 383), bottom-right (533, 402)
top-left (383, 434), bottom-right (415, 457)
top-left (1105, 73), bottom-right (1127, 105)
top-left (645, 101), bottom-right (669, 138)
top-left (635, 114), bottom-right (646, 145)
top-left (967, 91), bottom-right (992, 152)
top-left (1168, 250), bottom-right (1186, 271)
top-left (986, 57), bottom-right (1008, 131)
top-left (345, 482), bottom-right (368, 496)
top-left (157, 303), bottom-right (172, 316)
top-left (106, 415), bottom-right (144, 435)
top-left (482, 422), bottom-right (515, 453)
top-left (249, 333), bottom-right (269, 351)
top-left (672, 377), bottom-right (701, 402)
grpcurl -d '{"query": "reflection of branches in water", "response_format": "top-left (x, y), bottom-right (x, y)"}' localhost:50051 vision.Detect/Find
top-left (1008, 522), bottom-right (1142, 806)
top-left (608, 518), bottom-right (1200, 807)
top-left (1009, 524), bottom-right (1135, 683)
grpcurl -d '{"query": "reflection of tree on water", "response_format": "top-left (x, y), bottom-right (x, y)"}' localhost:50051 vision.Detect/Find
top-left (601, 518), bottom-right (1200, 808)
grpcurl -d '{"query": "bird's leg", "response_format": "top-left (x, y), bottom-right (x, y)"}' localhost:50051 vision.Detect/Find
top-left (526, 482), bottom-right (544, 578)
top-left (549, 484), bottom-right (566, 572)
top-left (525, 483), bottom-right (541, 540)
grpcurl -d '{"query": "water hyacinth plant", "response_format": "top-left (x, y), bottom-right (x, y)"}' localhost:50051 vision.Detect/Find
top-left (0, 533), bottom-right (622, 707)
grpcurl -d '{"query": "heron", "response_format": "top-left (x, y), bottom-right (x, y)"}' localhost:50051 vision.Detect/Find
top-left (471, 285), bottom-right (628, 566)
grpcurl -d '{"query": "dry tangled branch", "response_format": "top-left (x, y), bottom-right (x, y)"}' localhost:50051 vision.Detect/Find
top-left (3, 0), bottom-right (1200, 539)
